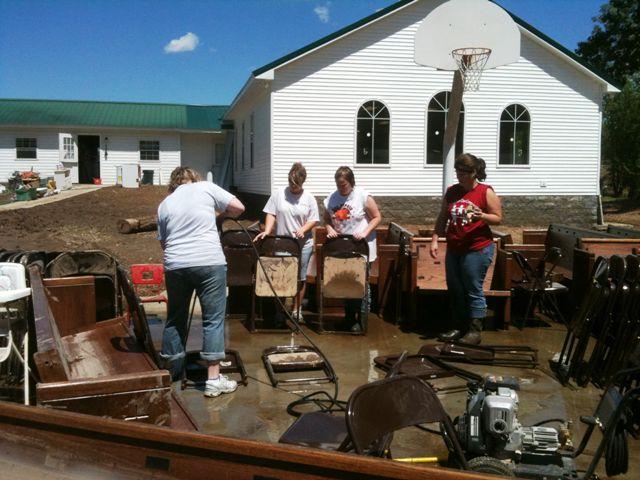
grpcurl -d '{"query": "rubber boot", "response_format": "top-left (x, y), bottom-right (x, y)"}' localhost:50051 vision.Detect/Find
top-left (438, 329), bottom-right (463, 342)
top-left (459, 318), bottom-right (483, 345)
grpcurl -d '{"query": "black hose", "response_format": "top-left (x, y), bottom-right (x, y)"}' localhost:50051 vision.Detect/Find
top-left (228, 218), bottom-right (343, 415)
top-left (605, 420), bottom-right (629, 476)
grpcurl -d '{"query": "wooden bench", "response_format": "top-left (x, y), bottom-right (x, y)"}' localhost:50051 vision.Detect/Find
top-left (411, 238), bottom-right (512, 327)
top-left (29, 265), bottom-right (197, 430)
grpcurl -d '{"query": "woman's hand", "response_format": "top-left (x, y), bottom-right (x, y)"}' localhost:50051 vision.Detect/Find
top-left (326, 225), bottom-right (339, 238)
top-left (471, 206), bottom-right (484, 221)
top-left (293, 227), bottom-right (305, 239)
top-left (353, 231), bottom-right (365, 241)
top-left (429, 237), bottom-right (439, 258)
top-left (253, 231), bottom-right (268, 242)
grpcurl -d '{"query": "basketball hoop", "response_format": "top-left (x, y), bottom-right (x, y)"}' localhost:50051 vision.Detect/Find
top-left (451, 47), bottom-right (492, 92)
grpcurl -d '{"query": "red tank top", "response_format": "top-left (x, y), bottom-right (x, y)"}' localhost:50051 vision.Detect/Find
top-left (445, 183), bottom-right (493, 253)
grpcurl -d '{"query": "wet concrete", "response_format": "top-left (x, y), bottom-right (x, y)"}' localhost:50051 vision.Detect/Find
top-left (145, 301), bottom-right (639, 479)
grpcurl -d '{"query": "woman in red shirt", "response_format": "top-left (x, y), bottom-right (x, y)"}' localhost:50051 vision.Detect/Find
top-left (430, 154), bottom-right (503, 344)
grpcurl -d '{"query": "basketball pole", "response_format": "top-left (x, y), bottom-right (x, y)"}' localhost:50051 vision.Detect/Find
top-left (441, 70), bottom-right (465, 193)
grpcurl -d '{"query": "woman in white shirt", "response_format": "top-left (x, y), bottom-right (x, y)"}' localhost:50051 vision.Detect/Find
top-left (324, 166), bottom-right (382, 332)
top-left (254, 163), bottom-right (319, 320)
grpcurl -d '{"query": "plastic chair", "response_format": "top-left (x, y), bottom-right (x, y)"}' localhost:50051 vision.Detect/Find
top-left (130, 264), bottom-right (168, 307)
top-left (0, 262), bottom-right (32, 405)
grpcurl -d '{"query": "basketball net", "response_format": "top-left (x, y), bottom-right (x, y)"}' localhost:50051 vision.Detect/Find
top-left (452, 47), bottom-right (492, 92)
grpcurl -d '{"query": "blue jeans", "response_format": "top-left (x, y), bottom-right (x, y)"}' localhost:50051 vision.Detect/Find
top-left (160, 265), bottom-right (227, 378)
top-left (445, 243), bottom-right (495, 328)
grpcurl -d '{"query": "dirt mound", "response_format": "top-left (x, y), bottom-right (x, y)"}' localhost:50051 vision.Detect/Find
top-left (0, 186), bottom-right (167, 267)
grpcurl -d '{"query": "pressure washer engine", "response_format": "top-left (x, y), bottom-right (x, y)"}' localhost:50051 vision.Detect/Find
top-left (456, 375), bottom-right (576, 479)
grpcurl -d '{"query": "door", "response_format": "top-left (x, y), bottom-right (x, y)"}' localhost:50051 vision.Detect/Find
top-left (78, 135), bottom-right (100, 184)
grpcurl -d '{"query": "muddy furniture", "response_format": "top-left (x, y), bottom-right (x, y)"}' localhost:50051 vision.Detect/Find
top-left (376, 222), bottom-right (415, 324)
top-left (29, 265), bottom-right (182, 427)
top-left (316, 236), bottom-right (370, 334)
top-left (250, 236), bottom-right (301, 331)
top-left (45, 250), bottom-right (121, 321)
top-left (280, 375), bottom-right (468, 466)
top-left (510, 247), bottom-right (569, 327)
top-left (221, 229), bottom-right (258, 325)
top-left (411, 238), bottom-right (512, 327)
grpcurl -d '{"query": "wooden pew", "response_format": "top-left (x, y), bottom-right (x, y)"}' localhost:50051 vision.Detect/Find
top-left (410, 238), bottom-right (512, 327)
top-left (29, 265), bottom-right (196, 429)
top-left (376, 223), bottom-right (415, 322)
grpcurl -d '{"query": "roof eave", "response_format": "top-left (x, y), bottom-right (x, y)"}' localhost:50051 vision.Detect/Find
top-left (0, 124), bottom-right (223, 134)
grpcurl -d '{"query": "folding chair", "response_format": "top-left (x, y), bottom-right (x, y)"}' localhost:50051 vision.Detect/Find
top-left (129, 264), bottom-right (168, 310)
top-left (221, 229), bottom-right (258, 326)
top-left (511, 247), bottom-right (568, 328)
top-left (317, 236), bottom-right (369, 334)
top-left (279, 374), bottom-right (468, 467)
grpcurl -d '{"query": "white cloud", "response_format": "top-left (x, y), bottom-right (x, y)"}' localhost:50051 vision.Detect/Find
top-left (314, 3), bottom-right (330, 23)
top-left (164, 32), bottom-right (200, 54)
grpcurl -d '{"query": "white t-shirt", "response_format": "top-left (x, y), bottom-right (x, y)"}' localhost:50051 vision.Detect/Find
top-left (263, 187), bottom-right (319, 248)
top-left (157, 182), bottom-right (235, 270)
top-left (323, 186), bottom-right (377, 262)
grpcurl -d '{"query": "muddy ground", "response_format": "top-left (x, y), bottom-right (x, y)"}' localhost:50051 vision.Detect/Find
top-left (0, 186), bottom-right (638, 267)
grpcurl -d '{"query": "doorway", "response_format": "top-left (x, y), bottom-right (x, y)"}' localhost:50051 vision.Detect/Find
top-left (78, 135), bottom-right (100, 184)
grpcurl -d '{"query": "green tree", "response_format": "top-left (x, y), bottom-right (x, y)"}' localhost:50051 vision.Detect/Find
top-left (602, 77), bottom-right (640, 199)
top-left (576, 0), bottom-right (640, 84)
top-left (577, 0), bottom-right (640, 198)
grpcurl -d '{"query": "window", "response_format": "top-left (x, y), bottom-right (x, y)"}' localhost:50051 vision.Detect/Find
top-left (356, 100), bottom-right (389, 164)
top-left (16, 137), bottom-right (37, 159)
top-left (62, 136), bottom-right (74, 160)
top-left (499, 104), bottom-right (530, 165)
top-left (241, 121), bottom-right (245, 170)
top-left (250, 113), bottom-right (254, 169)
top-left (139, 140), bottom-right (160, 161)
top-left (426, 92), bottom-right (464, 164)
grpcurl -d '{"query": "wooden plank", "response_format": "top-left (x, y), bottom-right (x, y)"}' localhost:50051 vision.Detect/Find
top-left (578, 237), bottom-right (640, 257)
top-left (522, 229), bottom-right (547, 245)
top-left (0, 400), bottom-right (498, 480)
top-left (36, 370), bottom-right (171, 401)
top-left (28, 265), bottom-right (71, 382)
top-left (413, 239), bottom-right (499, 293)
top-left (61, 319), bottom-right (157, 379)
top-left (43, 276), bottom-right (96, 336)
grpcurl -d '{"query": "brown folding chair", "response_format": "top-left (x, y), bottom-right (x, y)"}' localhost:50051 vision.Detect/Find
top-left (279, 373), bottom-right (468, 467)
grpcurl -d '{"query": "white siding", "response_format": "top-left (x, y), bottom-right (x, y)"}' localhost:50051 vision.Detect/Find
top-left (0, 128), bottom-right (188, 185)
top-left (0, 130), bottom-right (60, 183)
top-left (231, 92), bottom-right (271, 194)
top-left (269, 0), bottom-right (603, 197)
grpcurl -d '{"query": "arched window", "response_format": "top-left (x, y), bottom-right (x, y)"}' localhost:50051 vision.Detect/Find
top-left (499, 104), bottom-right (530, 165)
top-left (356, 100), bottom-right (389, 164)
top-left (426, 91), bottom-right (464, 165)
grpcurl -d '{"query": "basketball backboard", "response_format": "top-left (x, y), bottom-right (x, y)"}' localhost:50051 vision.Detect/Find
top-left (415, 0), bottom-right (520, 71)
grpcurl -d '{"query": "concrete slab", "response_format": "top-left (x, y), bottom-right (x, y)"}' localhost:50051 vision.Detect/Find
top-left (0, 184), bottom-right (104, 211)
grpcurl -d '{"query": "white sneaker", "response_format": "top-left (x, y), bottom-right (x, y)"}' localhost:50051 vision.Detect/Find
top-left (291, 309), bottom-right (304, 323)
top-left (204, 375), bottom-right (238, 397)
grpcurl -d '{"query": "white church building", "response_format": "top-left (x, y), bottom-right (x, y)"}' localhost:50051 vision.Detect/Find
top-left (0, 0), bottom-right (619, 223)
top-left (224, 0), bottom-right (618, 223)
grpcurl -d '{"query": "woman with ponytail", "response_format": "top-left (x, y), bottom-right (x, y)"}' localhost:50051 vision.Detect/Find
top-left (430, 153), bottom-right (502, 344)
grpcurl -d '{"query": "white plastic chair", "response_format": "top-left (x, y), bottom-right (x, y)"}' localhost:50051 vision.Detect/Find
top-left (0, 263), bottom-right (32, 404)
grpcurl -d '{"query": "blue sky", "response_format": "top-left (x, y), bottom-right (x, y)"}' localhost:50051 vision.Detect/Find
top-left (0, 0), bottom-right (606, 105)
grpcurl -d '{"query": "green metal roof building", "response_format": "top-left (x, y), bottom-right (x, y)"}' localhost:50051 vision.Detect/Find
top-left (0, 99), bottom-right (231, 186)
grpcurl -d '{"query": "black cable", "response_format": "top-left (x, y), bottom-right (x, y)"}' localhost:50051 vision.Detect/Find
top-left (228, 218), bottom-right (344, 415)
top-left (605, 420), bottom-right (629, 476)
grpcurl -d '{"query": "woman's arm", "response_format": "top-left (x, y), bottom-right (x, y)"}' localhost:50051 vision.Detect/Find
top-left (254, 213), bottom-right (276, 242)
top-left (324, 210), bottom-right (339, 238)
top-left (472, 188), bottom-right (502, 225)
top-left (354, 196), bottom-right (382, 240)
top-left (430, 197), bottom-right (449, 258)
top-left (294, 219), bottom-right (318, 239)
